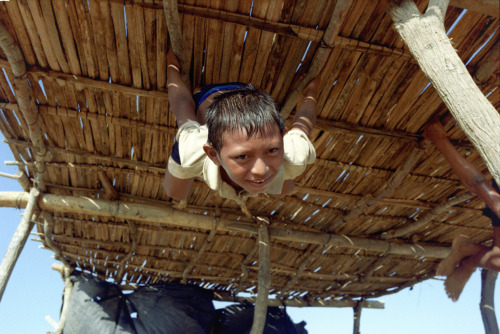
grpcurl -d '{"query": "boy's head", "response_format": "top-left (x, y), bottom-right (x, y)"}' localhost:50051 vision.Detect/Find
top-left (203, 85), bottom-right (286, 194)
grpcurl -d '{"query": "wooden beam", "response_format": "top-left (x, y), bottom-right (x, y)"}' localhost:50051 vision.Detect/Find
top-left (281, 0), bottom-right (354, 119)
top-left (0, 23), bottom-right (47, 190)
top-left (0, 188), bottom-right (39, 301)
top-left (0, 59), bottom-right (169, 100)
top-left (0, 191), bottom-right (452, 259)
top-left (389, 0), bottom-right (500, 185)
top-left (474, 39), bottom-right (499, 84)
top-left (250, 221), bottom-right (271, 334)
top-left (213, 294), bottom-right (384, 309)
top-left (450, 0), bottom-right (500, 17)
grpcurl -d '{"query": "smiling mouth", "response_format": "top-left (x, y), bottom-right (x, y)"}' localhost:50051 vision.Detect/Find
top-left (248, 175), bottom-right (272, 187)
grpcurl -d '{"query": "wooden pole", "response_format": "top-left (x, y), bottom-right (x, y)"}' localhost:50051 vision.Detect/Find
top-left (353, 302), bottom-right (362, 334)
top-left (0, 23), bottom-right (47, 191)
top-left (0, 188), bottom-right (39, 301)
top-left (250, 219), bottom-right (271, 334)
top-left (54, 268), bottom-right (73, 334)
top-left (0, 191), bottom-right (451, 258)
top-left (389, 0), bottom-right (500, 185)
top-left (280, 0), bottom-right (354, 119)
top-left (480, 269), bottom-right (499, 334)
top-left (214, 294), bottom-right (384, 309)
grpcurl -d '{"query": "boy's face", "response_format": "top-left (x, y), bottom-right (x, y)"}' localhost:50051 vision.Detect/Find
top-left (204, 124), bottom-right (284, 194)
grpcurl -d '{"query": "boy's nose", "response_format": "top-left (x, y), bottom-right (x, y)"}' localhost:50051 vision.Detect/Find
top-left (251, 158), bottom-right (269, 176)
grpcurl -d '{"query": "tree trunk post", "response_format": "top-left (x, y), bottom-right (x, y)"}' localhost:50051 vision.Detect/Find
top-left (389, 0), bottom-right (500, 185)
top-left (0, 188), bottom-right (39, 301)
top-left (480, 269), bottom-right (498, 334)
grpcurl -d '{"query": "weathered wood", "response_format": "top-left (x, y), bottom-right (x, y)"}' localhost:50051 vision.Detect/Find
top-left (214, 294), bottom-right (384, 309)
top-left (281, 0), bottom-right (354, 119)
top-left (449, 0), bottom-right (500, 17)
top-left (250, 220), bottom-right (270, 334)
top-left (389, 0), bottom-right (500, 185)
top-left (480, 269), bottom-right (498, 334)
top-left (0, 23), bottom-right (47, 190)
top-left (0, 188), bottom-right (39, 301)
top-left (0, 59), bottom-right (169, 100)
top-left (0, 192), bottom-right (451, 259)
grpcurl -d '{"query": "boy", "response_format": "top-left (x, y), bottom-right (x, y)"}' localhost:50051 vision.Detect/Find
top-left (164, 49), bottom-right (320, 206)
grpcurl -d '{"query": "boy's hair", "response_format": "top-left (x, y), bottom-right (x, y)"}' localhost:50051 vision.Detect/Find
top-left (205, 84), bottom-right (285, 152)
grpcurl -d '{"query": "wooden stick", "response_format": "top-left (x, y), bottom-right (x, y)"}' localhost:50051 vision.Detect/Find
top-left (0, 191), bottom-right (452, 258)
top-left (281, 0), bottom-right (354, 119)
top-left (389, 0), bottom-right (500, 185)
top-left (0, 23), bottom-right (47, 190)
top-left (97, 170), bottom-right (119, 200)
top-left (213, 294), bottom-right (384, 309)
top-left (480, 269), bottom-right (499, 334)
top-left (250, 219), bottom-right (271, 334)
top-left (0, 188), bottom-right (39, 301)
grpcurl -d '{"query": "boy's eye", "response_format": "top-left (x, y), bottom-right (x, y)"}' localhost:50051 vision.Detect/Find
top-left (235, 154), bottom-right (248, 160)
top-left (268, 148), bottom-right (279, 154)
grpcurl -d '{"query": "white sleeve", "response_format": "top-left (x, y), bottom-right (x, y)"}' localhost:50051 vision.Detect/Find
top-left (283, 129), bottom-right (316, 180)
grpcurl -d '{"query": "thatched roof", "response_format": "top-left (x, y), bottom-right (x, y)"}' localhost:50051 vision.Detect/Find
top-left (0, 0), bottom-right (498, 306)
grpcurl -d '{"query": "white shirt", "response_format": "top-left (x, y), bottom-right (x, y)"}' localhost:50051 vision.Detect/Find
top-left (167, 121), bottom-right (316, 204)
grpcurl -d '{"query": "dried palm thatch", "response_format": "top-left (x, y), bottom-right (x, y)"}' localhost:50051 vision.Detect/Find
top-left (0, 0), bottom-right (498, 309)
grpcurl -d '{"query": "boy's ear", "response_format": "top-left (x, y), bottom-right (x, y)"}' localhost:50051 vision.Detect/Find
top-left (203, 143), bottom-right (221, 166)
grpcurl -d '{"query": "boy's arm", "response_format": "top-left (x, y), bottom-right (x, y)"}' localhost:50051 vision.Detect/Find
top-left (290, 74), bottom-right (321, 137)
top-left (164, 169), bottom-right (195, 201)
top-left (164, 48), bottom-right (196, 201)
top-left (167, 48), bottom-right (196, 127)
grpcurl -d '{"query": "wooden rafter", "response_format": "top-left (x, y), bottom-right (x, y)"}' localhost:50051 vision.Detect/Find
top-left (0, 191), bottom-right (451, 259)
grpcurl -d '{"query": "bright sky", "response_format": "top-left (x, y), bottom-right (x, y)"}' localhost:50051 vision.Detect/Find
top-left (0, 132), bottom-right (498, 333)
